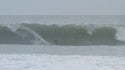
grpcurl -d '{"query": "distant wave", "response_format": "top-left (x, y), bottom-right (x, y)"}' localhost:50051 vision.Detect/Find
top-left (0, 23), bottom-right (125, 46)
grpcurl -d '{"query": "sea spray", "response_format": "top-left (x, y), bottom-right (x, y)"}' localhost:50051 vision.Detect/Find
top-left (19, 26), bottom-right (50, 45)
top-left (4, 24), bottom-right (50, 45)
top-left (116, 27), bottom-right (125, 42)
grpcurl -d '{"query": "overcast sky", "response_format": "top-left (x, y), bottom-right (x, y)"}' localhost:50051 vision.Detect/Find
top-left (0, 0), bottom-right (125, 15)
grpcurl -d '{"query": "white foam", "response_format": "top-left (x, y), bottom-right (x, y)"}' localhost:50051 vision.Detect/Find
top-left (116, 27), bottom-right (125, 41)
top-left (0, 54), bottom-right (125, 70)
top-left (21, 27), bottom-right (50, 45)
top-left (6, 24), bottom-right (50, 45)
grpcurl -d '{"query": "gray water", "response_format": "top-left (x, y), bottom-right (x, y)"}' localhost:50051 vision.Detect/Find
top-left (0, 15), bottom-right (125, 56)
top-left (0, 44), bottom-right (125, 56)
top-left (0, 15), bottom-right (125, 45)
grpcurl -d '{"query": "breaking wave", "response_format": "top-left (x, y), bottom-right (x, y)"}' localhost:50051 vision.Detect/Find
top-left (0, 23), bottom-right (125, 46)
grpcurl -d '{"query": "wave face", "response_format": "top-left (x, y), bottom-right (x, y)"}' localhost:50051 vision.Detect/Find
top-left (0, 23), bottom-right (124, 45)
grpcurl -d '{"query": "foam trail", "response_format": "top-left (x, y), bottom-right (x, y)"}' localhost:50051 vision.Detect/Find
top-left (6, 24), bottom-right (50, 45)
top-left (21, 26), bottom-right (50, 45)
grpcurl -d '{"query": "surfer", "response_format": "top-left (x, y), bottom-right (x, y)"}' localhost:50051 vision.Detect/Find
top-left (54, 40), bottom-right (58, 45)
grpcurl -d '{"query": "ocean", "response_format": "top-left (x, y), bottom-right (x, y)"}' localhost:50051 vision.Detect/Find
top-left (0, 15), bottom-right (125, 46)
top-left (0, 15), bottom-right (125, 70)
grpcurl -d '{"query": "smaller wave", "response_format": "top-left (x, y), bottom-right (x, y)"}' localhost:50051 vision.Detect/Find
top-left (0, 24), bottom-right (49, 45)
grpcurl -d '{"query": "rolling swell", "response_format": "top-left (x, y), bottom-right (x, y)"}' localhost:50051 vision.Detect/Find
top-left (22, 24), bottom-right (125, 45)
top-left (0, 23), bottom-right (125, 45)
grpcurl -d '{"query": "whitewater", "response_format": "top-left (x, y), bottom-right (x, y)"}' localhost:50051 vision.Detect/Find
top-left (0, 15), bottom-right (125, 70)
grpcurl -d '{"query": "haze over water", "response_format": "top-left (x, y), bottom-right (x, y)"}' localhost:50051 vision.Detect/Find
top-left (0, 15), bottom-right (125, 25)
